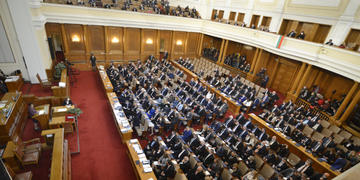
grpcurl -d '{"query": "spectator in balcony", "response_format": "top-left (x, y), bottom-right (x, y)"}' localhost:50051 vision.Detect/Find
top-left (287, 30), bottom-right (296, 38)
top-left (297, 31), bottom-right (306, 39)
top-left (326, 39), bottom-right (334, 46)
top-left (104, 4), bottom-right (111, 8)
top-left (66, 0), bottom-right (73, 5)
top-left (78, 0), bottom-right (85, 5)
top-left (250, 24), bottom-right (256, 29)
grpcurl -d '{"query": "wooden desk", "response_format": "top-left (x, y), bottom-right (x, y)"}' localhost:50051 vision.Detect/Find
top-left (125, 139), bottom-right (157, 180)
top-left (97, 66), bottom-right (113, 93)
top-left (52, 105), bottom-right (74, 117)
top-left (51, 69), bottom-right (70, 98)
top-left (33, 104), bottom-right (50, 130)
top-left (107, 92), bottom-right (133, 143)
top-left (0, 92), bottom-right (27, 145)
top-left (41, 128), bottom-right (71, 180)
top-left (2, 141), bottom-right (21, 172)
top-left (170, 60), bottom-right (241, 115)
top-left (248, 113), bottom-right (340, 178)
top-left (5, 74), bottom-right (24, 92)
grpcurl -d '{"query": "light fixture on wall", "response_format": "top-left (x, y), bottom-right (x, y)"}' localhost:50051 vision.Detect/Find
top-left (146, 38), bottom-right (153, 44)
top-left (72, 35), bottom-right (80, 42)
top-left (176, 40), bottom-right (183, 46)
top-left (111, 37), bottom-right (120, 43)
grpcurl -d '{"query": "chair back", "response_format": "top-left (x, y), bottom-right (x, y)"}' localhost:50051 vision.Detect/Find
top-left (238, 161), bottom-right (249, 176)
top-left (319, 120), bottom-right (330, 129)
top-left (321, 128), bottom-right (333, 137)
top-left (13, 145), bottom-right (24, 163)
top-left (259, 164), bottom-right (275, 179)
top-left (36, 73), bottom-right (44, 86)
top-left (302, 125), bottom-right (314, 137)
top-left (338, 130), bottom-right (352, 139)
top-left (221, 168), bottom-right (231, 180)
top-left (287, 153), bottom-right (301, 166)
top-left (328, 125), bottom-right (341, 134)
top-left (254, 155), bottom-right (264, 170)
top-left (312, 132), bottom-right (324, 142)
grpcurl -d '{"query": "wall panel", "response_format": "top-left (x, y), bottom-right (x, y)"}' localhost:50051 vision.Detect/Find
top-left (124, 28), bottom-right (140, 60)
top-left (186, 32), bottom-right (200, 57)
top-left (172, 31), bottom-right (187, 58)
top-left (141, 29), bottom-right (157, 60)
top-left (108, 26), bottom-right (123, 60)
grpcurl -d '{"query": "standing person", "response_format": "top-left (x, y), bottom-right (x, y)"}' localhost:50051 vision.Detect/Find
top-left (90, 53), bottom-right (96, 71)
top-left (28, 104), bottom-right (40, 131)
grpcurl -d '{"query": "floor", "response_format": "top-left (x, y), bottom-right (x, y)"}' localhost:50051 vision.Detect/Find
top-left (20, 71), bottom-right (136, 180)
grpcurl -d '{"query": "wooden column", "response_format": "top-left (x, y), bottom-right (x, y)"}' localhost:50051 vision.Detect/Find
top-left (289, 62), bottom-right (306, 94)
top-left (184, 32), bottom-right (189, 57)
top-left (104, 26), bottom-right (109, 63)
top-left (82, 25), bottom-right (90, 62)
top-left (249, 48), bottom-right (259, 73)
top-left (268, 58), bottom-right (279, 87)
top-left (334, 82), bottom-right (359, 119)
top-left (219, 40), bottom-right (229, 65)
top-left (60, 24), bottom-right (69, 56)
top-left (308, 24), bottom-right (319, 42)
top-left (252, 49), bottom-right (263, 74)
top-left (140, 29), bottom-right (143, 61)
top-left (217, 39), bottom-right (225, 64)
top-left (122, 27), bottom-right (126, 61)
top-left (338, 90), bottom-right (360, 125)
top-left (156, 30), bottom-right (160, 57)
top-left (170, 31), bottom-right (174, 59)
top-left (294, 64), bottom-right (312, 98)
top-left (198, 34), bottom-right (204, 57)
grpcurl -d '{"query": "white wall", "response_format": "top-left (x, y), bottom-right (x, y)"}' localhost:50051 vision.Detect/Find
top-left (6, 0), bottom-right (48, 83)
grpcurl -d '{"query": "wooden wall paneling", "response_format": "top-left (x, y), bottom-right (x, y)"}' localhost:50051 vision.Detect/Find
top-left (60, 24), bottom-right (69, 55)
top-left (226, 41), bottom-right (241, 56)
top-left (250, 15), bottom-right (260, 27)
top-left (324, 74), bottom-right (354, 100)
top-left (156, 30), bottom-right (160, 57)
top-left (108, 26), bottom-right (123, 62)
top-left (184, 32), bottom-right (189, 57)
top-left (313, 25), bottom-right (331, 43)
top-left (141, 29), bottom-right (157, 60)
top-left (104, 26), bottom-right (109, 63)
top-left (218, 10), bottom-right (224, 19)
top-left (288, 20), bottom-right (299, 34)
top-left (197, 34), bottom-right (204, 56)
top-left (64, 24), bottom-right (86, 63)
top-left (229, 12), bottom-right (236, 21)
top-left (241, 45), bottom-right (256, 65)
top-left (303, 68), bottom-right (319, 88)
top-left (170, 31), bottom-right (174, 59)
top-left (186, 33), bottom-right (199, 57)
top-left (237, 13), bottom-right (245, 22)
top-left (123, 28), bottom-right (141, 60)
top-left (159, 30), bottom-right (172, 53)
top-left (87, 25), bottom-right (105, 63)
top-left (278, 19), bottom-right (289, 35)
top-left (172, 31), bottom-right (187, 59)
top-left (261, 16), bottom-right (272, 27)
top-left (211, 9), bottom-right (217, 20)
top-left (271, 58), bottom-right (299, 94)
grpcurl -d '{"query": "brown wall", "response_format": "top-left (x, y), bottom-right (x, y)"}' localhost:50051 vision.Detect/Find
top-left (45, 23), bottom-right (200, 69)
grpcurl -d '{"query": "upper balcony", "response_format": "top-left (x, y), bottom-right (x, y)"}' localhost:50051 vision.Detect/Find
top-left (31, 1), bottom-right (360, 82)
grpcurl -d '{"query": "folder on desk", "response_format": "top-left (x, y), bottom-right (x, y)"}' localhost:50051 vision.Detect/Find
top-left (38, 110), bottom-right (45, 115)
top-left (295, 143), bottom-right (301, 147)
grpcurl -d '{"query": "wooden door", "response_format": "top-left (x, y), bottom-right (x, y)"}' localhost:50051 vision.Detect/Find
top-left (271, 60), bottom-right (299, 94)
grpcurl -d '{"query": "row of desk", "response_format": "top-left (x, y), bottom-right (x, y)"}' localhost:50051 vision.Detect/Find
top-left (97, 65), bottom-right (157, 179)
top-left (98, 66), bottom-right (114, 93)
top-left (42, 128), bottom-right (71, 180)
top-left (248, 113), bottom-right (340, 179)
top-left (170, 60), bottom-right (241, 115)
top-left (5, 74), bottom-right (24, 92)
top-left (51, 69), bottom-right (70, 98)
top-left (107, 92), bottom-right (133, 143)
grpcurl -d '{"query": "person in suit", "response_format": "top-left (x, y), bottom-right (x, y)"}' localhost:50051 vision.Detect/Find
top-left (287, 30), bottom-right (296, 38)
top-left (297, 31), bottom-right (305, 39)
top-left (159, 161), bottom-right (176, 180)
top-left (331, 156), bottom-right (347, 171)
top-left (310, 172), bottom-right (330, 180)
top-left (182, 127), bottom-right (192, 142)
top-left (179, 156), bottom-right (191, 174)
top-left (203, 149), bottom-right (215, 166)
top-left (276, 158), bottom-right (289, 172)
top-left (269, 136), bottom-right (279, 151)
top-left (188, 166), bottom-right (205, 180)
top-left (90, 53), bottom-right (96, 71)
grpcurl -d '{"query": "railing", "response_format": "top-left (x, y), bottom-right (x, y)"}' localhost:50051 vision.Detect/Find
top-left (31, 2), bottom-right (360, 82)
top-left (295, 97), bottom-right (331, 121)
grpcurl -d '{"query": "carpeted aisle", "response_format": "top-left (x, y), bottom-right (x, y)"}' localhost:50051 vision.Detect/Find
top-left (21, 71), bottom-right (136, 180)
top-left (67, 71), bottom-right (136, 180)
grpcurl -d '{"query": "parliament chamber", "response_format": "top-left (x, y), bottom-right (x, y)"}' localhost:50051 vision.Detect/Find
top-left (1, 0), bottom-right (360, 180)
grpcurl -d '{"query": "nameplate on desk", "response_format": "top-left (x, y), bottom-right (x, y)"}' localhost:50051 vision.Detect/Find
top-left (38, 110), bottom-right (45, 115)
top-left (59, 82), bottom-right (66, 87)
top-left (57, 108), bottom-right (67, 112)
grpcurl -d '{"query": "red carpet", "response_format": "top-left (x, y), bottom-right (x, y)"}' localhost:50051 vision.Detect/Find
top-left (21, 71), bottom-right (136, 180)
